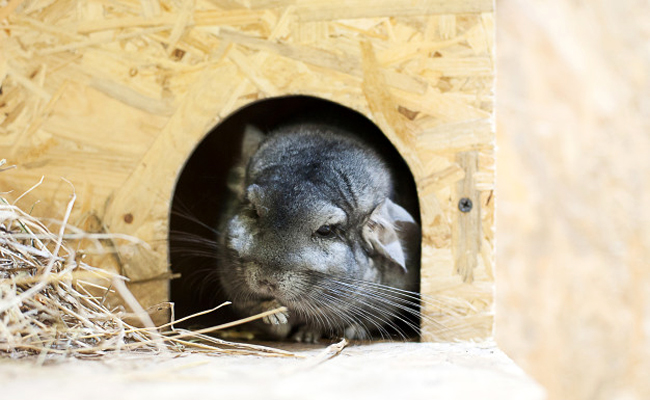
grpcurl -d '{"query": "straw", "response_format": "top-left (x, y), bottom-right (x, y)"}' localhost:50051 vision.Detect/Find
top-left (0, 173), bottom-right (296, 360)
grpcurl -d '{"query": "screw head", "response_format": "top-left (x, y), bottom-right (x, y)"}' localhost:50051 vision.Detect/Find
top-left (458, 197), bottom-right (473, 213)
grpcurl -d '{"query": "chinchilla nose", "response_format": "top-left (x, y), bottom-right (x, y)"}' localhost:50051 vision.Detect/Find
top-left (257, 278), bottom-right (278, 292)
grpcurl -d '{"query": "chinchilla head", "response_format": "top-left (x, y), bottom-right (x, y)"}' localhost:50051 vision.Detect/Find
top-left (219, 124), bottom-right (419, 334)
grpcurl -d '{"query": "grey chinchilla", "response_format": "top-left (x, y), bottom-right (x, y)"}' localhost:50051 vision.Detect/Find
top-left (216, 122), bottom-right (421, 342)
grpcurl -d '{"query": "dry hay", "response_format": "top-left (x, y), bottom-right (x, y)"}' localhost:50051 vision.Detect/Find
top-left (0, 164), bottom-right (298, 361)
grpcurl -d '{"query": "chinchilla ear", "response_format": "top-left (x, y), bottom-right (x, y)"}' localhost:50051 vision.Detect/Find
top-left (241, 125), bottom-right (265, 160)
top-left (361, 198), bottom-right (418, 273)
top-left (228, 126), bottom-right (265, 195)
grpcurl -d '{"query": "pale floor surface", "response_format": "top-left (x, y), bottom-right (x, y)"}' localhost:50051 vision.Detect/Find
top-left (0, 341), bottom-right (544, 400)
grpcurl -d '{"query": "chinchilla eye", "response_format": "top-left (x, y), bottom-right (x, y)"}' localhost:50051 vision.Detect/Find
top-left (315, 225), bottom-right (335, 238)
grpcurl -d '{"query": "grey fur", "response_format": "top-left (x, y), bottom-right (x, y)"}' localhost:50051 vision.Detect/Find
top-left (216, 123), bottom-right (420, 341)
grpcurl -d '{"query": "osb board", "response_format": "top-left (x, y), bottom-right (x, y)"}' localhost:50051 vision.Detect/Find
top-left (0, 0), bottom-right (495, 341)
top-left (497, 0), bottom-right (650, 398)
top-left (0, 342), bottom-right (543, 400)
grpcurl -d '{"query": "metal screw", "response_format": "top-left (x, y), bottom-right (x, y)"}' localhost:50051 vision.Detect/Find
top-left (458, 198), bottom-right (473, 213)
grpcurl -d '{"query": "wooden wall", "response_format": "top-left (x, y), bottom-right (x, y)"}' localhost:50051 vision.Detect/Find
top-left (497, 0), bottom-right (650, 398)
top-left (0, 0), bottom-right (495, 341)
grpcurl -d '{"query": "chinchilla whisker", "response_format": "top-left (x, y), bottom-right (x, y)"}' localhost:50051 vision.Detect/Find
top-left (310, 288), bottom-right (392, 339)
top-left (335, 277), bottom-right (421, 296)
top-left (171, 250), bottom-right (221, 261)
top-left (348, 308), bottom-right (406, 341)
top-left (305, 271), bottom-right (449, 336)
top-left (169, 240), bottom-right (220, 252)
top-left (188, 270), bottom-right (223, 300)
top-left (307, 290), bottom-right (363, 334)
top-left (292, 302), bottom-right (311, 324)
top-left (344, 303), bottom-right (394, 340)
top-left (347, 286), bottom-right (445, 331)
top-left (331, 276), bottom-right (454, 319)
top-left (352, 306), bottom-right (393, 339)
top-left (343, 294), bottom-right (418, 339)
top-left (329, 279), bottom-right (419, 312)
top-left (301, 299), bottom-right (337, 335)
top-left (357, 291), bottom-right (453, 329)
top-left (294, 296), bottom-right (313, 317)
top-left (169, 235), bottom-right (222, 262)
top-left (310, 277), bottom-right (417, 330)
top-left (338, 278), bottom-right (427, 303)
top-left (332, 279), bottom-right (422, 311)
top-left (343, 279), bottom-right (451, 310)
top-left (307, 290), bottom-right (350, 323)
top-left (170, 208), bottom-right (220, 235)
top-left (233, 281), bottom-right (257, 305)
top-left (324, 280), bottom-right (429, 335)
top-left (169, 231), bottom-right (220, 249)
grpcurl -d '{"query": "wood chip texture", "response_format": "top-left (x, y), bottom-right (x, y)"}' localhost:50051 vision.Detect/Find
top-left (0, 0), bottom-right (495, 341)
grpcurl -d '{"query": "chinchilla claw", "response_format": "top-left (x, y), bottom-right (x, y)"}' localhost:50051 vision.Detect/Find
top-left (292, 327), bottom-right (321, 343)
top-left (261, 300), bottom-right (289, 325)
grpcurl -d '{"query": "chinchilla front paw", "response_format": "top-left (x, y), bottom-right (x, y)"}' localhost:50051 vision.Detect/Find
top-left (291, 326), bottom-right (322, 343)
top-left (260, 299), bottom-right (289, 325)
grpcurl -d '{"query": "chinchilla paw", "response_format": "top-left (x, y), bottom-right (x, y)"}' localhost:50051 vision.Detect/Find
top-left (292, 326), bottom-right (322, 343)
top-left (260, 299), bottom-right (289, 325)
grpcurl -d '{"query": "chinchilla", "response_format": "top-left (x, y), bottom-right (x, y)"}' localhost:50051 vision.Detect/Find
top-left (215, 122), bottom-right (421, 342)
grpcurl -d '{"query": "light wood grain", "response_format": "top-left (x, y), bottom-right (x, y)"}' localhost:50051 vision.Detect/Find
top-left (0, 342), bottom-right (543, 400)
top-left (453, 151), bottom-right (481, 283)
top-left (0, 0), bottom-right (495, 340)
top-left (497, 0), bottom-right (650, 398)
